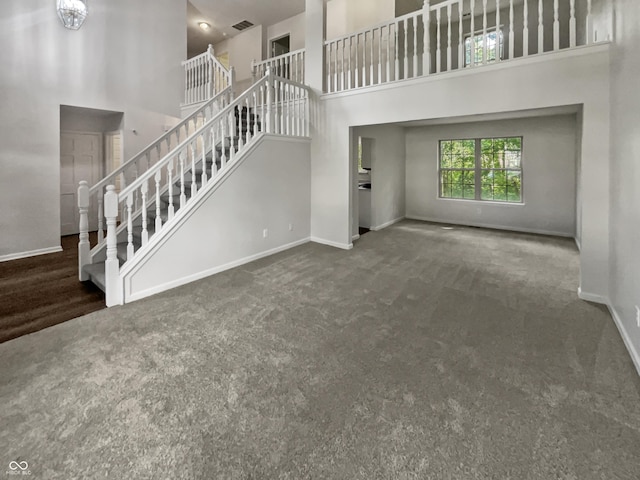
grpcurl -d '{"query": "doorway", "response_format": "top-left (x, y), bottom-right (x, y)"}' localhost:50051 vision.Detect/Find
top-left (271, 34), bottom-right (290, 58)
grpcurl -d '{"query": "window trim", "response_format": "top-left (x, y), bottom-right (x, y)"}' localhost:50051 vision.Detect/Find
top-left (437, 136), bottom-right (524, 205)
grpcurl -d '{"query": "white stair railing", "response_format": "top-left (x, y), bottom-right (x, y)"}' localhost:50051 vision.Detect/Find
top-left (78, 87), bottom-right (233, 274)
top-left (324, 0), bottom-right (611, 93)
top-left (252, 48), bottom-right (306, 85)
top-left (90, 69), bottom-right (309, 305)
top-left (183, 45), bottom-right (234, 106)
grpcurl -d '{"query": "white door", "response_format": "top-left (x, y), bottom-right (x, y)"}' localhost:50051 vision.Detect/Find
top-left (60, 132), bottom-right (102, 235)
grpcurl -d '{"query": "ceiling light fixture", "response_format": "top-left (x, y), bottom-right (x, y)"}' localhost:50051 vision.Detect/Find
top-left (56, 0), bottom-right (88, 30)
top-left (199, 22), bottom-right (211, 31)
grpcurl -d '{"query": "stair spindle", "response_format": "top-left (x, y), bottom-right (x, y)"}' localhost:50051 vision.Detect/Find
top-left (155, 171), bottom-right (162, 232)
top-left (190, 141), bottom-right (197, 199)
top-left (228, 111), bottom-right (235, 161)
top-left (482, 0), bottom-right (488, 64)
top-left (553, 0), bottom-right (559, 51)
top-left (355, 35), bottom-right (360, 87)
top-left (377, 28), bottom-right (383, 84)
top-left (179, 152), bottom-right (186, 208)
top-left (496, 0), bottom-right (501, 62)
top-left (569, 0), bottom-right (576, 48)
top-left (403, 19), bottom-right (409, 79)
top-left (509, 0), bottom-right (515, 59)
top-left (370, 29), bottom-right (375, 84)
top-left (78, 181), bottom-right (90, 281)
top-left (245, 97), bottom-right (250, 145)
top-left (126, 193), bottom-right (134, 260)
top-left (97, 193), bottom-right (104, 243)
top-left (362, 33), bottom-right (367, 86)
top-left (458, 0), bottom-right (463, 69)
top-left (210, 126), bottom-right (217, 178)
top-left (253, 90), bottom-right (258, 137)
top-left (436, 8), bottom-right (442, 73)
top-left (538, 0), bottom-right (544, 54)
top-left (447, 4), bottom-right (452, 71)
top-left (201, 133), bottom-right (208, 187)
top-left (141, 178), bottom-right (149, 246)
top-left (522, 0), bottom-right (529, 56)
top-left (167, 159), bottom-right (175, 220)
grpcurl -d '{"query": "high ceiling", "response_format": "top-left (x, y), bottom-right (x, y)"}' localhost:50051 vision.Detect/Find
top-left (187, 0), bottom-right (305, 57)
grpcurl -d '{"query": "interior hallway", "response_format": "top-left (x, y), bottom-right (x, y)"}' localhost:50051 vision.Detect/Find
top-left (1, 221), bottom-right (639, 478)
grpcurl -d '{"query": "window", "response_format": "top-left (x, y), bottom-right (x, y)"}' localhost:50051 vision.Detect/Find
top-left (465, 29), bottom-right (504, 66)
top-left (439, 137), bottom-right (523, 203)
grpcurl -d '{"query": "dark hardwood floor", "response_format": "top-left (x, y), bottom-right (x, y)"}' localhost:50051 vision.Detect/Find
top-left (0, 234), bottom-right (105, 344)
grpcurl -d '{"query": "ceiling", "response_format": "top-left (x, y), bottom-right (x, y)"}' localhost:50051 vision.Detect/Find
top-left (187, 0), bottom-right (305, 58)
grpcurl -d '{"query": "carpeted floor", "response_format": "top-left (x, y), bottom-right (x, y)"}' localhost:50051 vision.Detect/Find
top-left (1, 220), bottom-right (639, 479)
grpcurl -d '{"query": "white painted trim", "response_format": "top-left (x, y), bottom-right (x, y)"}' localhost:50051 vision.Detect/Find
top-left (352, 234), bottom-right (360, 241)
top-left (607, 303), bottom-right (640, 377)
top-left (370, 216), bottom-right (405, 231)
top-left (577, 287), bottom-right (607, 305)
top-left (124, 237), bottom-right (311, 303)
top-left (310, 237), bottom-right (353, 250)
top-left (574, 236), bottom-right (581, 251)
top-left (406, 215), bottom-right (574, 238)
top-left (321, 43), bottom-right (611, 100)
top-left (0, 246), bottom-right (63, 263)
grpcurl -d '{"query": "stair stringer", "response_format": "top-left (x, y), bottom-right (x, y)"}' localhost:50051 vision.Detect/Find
top-left (118, 134), bottom-right (311, 303)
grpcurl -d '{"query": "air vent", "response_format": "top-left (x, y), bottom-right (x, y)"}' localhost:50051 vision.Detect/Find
top-left (232, 20), bottom-right (254, 31)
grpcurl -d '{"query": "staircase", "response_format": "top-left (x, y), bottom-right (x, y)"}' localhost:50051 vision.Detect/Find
top-left (78, 69), bottom-right (310, 306)
top-left (82, 107), bottom-right (261, 291)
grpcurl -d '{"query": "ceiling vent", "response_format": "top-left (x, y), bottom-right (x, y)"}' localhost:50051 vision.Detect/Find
top-left (232, 20), bottom-right (254, 31)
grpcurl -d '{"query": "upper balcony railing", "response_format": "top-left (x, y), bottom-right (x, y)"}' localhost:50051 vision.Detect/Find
top-left (324, 0), bottom-right (610, 93)
top-left (183, 45), bottom-right (234, 106)
top-left (252, 48), bottom-right (306, 85)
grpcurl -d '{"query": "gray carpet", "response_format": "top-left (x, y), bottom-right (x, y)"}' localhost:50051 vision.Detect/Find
top-left (1, 220), bottom-right (639, 479)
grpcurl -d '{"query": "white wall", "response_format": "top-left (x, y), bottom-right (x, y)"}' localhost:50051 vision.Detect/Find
top-left (0, 0), bottom-right (185, 260)
top-left (312, 47), bottom-right (610, 300)
top-left (214, 26), bottom-right (263, 92)
top-left (354, 125), bottom-right (406, 231)
top-left (405, 115), bottom-right (577, 237)
top-left (122, 136), bottom-right (311, 302)
top-left (608, 0), bottom-right (640, 372)
top-left (326, 0), bottom-right (395, 40)
top-left (267, 12), bottom-right (306, 54)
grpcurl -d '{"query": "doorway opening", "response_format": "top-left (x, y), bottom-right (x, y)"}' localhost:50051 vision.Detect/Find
top-left (59, 105), bottom-right (124, 237)
top-left (271, 34), bottom-right (290, 58)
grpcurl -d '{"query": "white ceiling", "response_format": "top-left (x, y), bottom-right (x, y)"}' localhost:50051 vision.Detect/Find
top-left (187, 0), bottom-right (305, 57)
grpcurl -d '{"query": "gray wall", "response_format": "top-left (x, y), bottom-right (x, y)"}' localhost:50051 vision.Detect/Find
top-left (0, 0), bottom-right (185, 260)
top-left (608, 0), bottom-right (640, 370)
top-left (405, 115), bottom-right (578, 236)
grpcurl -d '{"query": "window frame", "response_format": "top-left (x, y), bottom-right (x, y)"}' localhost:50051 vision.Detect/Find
top-left (437, 136), bottom-right (524, 204)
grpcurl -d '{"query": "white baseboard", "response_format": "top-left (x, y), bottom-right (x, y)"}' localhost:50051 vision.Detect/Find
top-left (0, 246), bottom-right (63, 263)
top-left (607, 303), bottom-right (640, 377)
top-left (405, 215), bottom-right (574, 238)
top-left (577, 287), bottom-right (607, 305)
top-left (351, 234), bottom-right (360, 241)
top-left (370, 216), bottom-right (405, 231)
top-left (125, 237), bottom-right (311, 303)
top-left (310, 236), bottom-right (353, 250)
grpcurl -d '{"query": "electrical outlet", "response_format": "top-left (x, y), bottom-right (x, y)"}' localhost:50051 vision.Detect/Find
top-left (263, 228), bottom-right (268, 238)
top-left (636, 306), bottom-right (640, 328)
top-left (289, 223), bottom-right (293, 231)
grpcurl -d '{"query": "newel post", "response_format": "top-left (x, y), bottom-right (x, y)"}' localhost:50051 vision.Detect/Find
top-left (266, 67), bottom-right (274, 134)
top-left (423, 0), bottom-right (431, 76)
top-left (78, 181), bottom-right (90, 281)
top-left (104, 185), bottom-right (122, 307)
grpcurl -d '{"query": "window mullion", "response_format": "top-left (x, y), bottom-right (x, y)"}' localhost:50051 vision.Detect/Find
top-left (474, 138), bottom-right (481, 200)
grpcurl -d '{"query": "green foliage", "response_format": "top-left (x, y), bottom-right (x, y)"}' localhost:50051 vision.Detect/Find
top-left (440, 137), bottom-right (522, 203)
